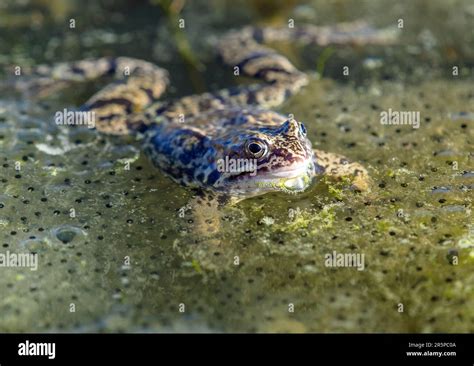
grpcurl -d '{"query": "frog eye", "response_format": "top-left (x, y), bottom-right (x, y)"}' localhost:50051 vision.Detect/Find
top-left (245, 140), bottom-right (268, 159)
top-left (299, 122), bottom-right (307, 136)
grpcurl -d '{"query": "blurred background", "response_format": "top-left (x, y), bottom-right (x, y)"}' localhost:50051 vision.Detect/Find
top-left (1, 0), bottom-right (473, 94)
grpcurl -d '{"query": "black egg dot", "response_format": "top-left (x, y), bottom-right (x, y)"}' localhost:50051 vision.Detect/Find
top-left (345, 217), bottom-right (353, 222)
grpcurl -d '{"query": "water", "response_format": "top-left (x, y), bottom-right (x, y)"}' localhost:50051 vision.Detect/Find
top-left (0, 0), bottom-right (472, 332)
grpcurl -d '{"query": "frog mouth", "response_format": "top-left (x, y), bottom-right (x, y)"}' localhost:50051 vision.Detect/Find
top-left (278, 174), bottom-right (311, 192)
top-left (255, 165), bottom-right (313, 193)
top-left (226, 162), bottom-right (314, 194)
top-left (268, 173), bottom-right (312, 193)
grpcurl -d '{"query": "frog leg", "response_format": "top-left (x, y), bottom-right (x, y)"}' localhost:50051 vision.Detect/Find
top-left (217, 21), bottom-right (398, 109)
top-left (174, 192), bottom-right (247, 273)
top-left (12, 57), bottom-right (169, 135)
top-left (313, 149), bottom-right (370, 191)
top-left (182, 190), bottom-right (239, 246)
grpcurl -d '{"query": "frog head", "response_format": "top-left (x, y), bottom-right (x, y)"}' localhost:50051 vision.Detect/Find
top-left (208, 118), bottom-right (316, 197)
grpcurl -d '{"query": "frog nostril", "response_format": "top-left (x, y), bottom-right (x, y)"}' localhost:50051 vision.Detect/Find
top-left (276, 119), bottom-right (300, 135)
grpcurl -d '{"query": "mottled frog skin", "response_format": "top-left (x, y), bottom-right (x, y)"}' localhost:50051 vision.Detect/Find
top-left (143, 107), bottom-right (316, 197)
top-left (12, 21), bottom-right (398, 201)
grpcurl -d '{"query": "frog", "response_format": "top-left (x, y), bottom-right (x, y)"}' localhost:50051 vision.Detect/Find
top-left (10, 21), bottom-right (397, 231)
